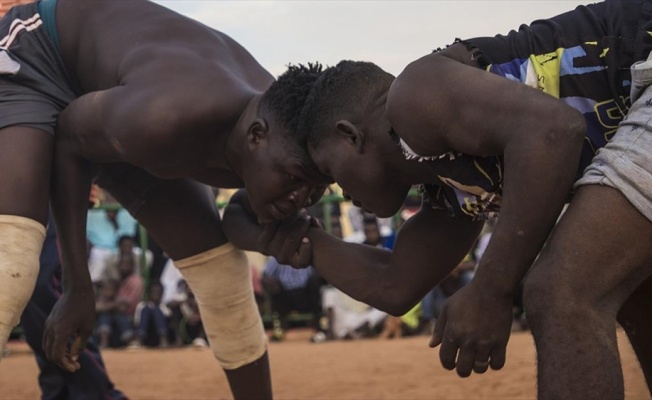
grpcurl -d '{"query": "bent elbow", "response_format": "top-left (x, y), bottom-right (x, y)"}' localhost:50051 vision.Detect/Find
top-left (379, 289), bottom-right (422, 317)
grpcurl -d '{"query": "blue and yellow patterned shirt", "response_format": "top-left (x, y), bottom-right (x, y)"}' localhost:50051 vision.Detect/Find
top-left (394, 0), bottom-right (652, 220)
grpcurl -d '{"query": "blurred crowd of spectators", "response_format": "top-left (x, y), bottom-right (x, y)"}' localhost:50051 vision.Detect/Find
top-left (84, 186), bottom-right (524, 350)
top-left (86, 191), bottom-right (206, 350)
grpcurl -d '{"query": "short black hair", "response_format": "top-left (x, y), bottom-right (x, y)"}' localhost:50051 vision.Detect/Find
top-left (259, 62), bottom-right (324, 147)
top-left (116, 234), bottom-right (136, 247)
top-left (298, 60), bottom-right (394, 150)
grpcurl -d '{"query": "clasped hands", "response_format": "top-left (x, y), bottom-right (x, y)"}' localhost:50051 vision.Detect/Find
top-left (255, 209), bottom-right (320, 269)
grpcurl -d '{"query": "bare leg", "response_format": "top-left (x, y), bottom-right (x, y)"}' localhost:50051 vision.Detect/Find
top-left (224, 352), bottom-right (272, 399)
top-left (0, 127), bottom-right (52, 352)
top-left (524, 185), bottom-right (652, 400)
top-left (0, 126), bottom-right (52, 224)
top-left (617, 275), bottom-right (652, 393)
top-left (100, 167), bottom-right (272, 399)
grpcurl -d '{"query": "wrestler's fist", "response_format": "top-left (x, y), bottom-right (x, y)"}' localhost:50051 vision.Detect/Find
top-left (429, 282), bottom-right (513, 377)
top-left (43, 289), bottom-right (96, 372)
top-left (257, 210), bottom-right (316, 269)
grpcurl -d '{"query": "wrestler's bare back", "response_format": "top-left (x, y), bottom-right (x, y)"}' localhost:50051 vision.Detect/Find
top-left (54, 0), bottom-right (274, 186)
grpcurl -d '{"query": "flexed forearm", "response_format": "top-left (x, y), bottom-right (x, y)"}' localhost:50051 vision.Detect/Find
top-left (473, 111), bottom-right (586, 296)
top-left (51, 88), bottom-right (136, 291)
top-left (306, 229), bottom-right (400, 309)
top-left (307, 208), bottom-right (483, 315)
top-left (51, 147), bottom-right (95, 292)
top-left (51, 113), bottom-right (96, 294)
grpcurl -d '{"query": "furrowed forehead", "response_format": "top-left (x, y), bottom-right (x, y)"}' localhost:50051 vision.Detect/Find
top-left (276, 140), bottom-right (332, 182)
top-left (269, 126), bottom-right (308, 157)
top-left (267, 132), bottom-right (310, 166)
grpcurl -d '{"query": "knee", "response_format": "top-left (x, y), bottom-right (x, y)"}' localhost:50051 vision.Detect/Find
top-left (522, 271), bottom-right (546, 327)
top-left (523, 266), bottom-right (579, 328)
top-left (524, 266), bottom-right (611, 332)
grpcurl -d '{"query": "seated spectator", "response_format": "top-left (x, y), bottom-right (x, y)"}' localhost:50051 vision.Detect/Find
top-left (95, 253), bottom-right (144, 348)
top-left (103, 235), bottom-right (153, 282)
top-left (180, 288), bottom-right (207, 347)
top-left (132, 282), bottom-right (170, 348)
top-left (321, 286), bottom-right (387, 340)
top-left (344, 208), bottom-right (395, 248)
top-left (159, 259), bottom-right (188, 346)
top-left (115, 253), bottom-right (144, 318)
top-left (160, 258), bottom-right (184, 306)
top-left (164, 280), bottom-right (189, 346)
top-left (87, 200), bottom-right (138, 285)
top-left (95, 280), bottom-right (134, 349)
top-left (262, 256), bottom-right (323, 342)
top-left (361, 214), bottom-right (387, 249)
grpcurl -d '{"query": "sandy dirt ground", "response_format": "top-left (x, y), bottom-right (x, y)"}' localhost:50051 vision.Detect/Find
top-left (1, 330), bottom-right (649, 400)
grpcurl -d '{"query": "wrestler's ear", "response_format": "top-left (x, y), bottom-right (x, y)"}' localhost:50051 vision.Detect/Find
top-left (247, 118), bottom-right (269, 149)
top-left (335, 120), bottom-right (365, 153)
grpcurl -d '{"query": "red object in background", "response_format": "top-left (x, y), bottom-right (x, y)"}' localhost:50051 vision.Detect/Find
top-left (0, 0), bottom-right (33, 17)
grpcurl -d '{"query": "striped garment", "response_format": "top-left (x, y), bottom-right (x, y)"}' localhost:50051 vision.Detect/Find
top-left (0, 12), bottom-right (41, 51)
top-left (0, 0), bottom-right (76, 135)
top-left (394, 0), bottom-right (652, 220)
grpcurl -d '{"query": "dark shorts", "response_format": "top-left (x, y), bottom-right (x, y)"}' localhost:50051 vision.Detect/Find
top-left (0, 1), bottom-right (76, 135)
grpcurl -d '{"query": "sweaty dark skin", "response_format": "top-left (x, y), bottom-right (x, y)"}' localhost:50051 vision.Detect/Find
top-left (225, 40), bottom-right (586, 381)
top-left (225, 37), bottom-right (652, 400)
top-left (0, 1), bottom-right (319, 398)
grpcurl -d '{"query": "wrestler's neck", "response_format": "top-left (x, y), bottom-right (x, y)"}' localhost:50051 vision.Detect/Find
top-left (382, 141), bottom-right (437, 186)
top-left (364, 101), bottom-right (435, 186)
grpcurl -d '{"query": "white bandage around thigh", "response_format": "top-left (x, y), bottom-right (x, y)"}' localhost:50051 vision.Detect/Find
top-left (0, 215), bottom-right (46, 356)
top-left (175, 243), bottom-right (266, 370)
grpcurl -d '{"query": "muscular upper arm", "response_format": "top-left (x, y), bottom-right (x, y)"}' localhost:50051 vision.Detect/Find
top-left (58, 77), bottom-right (218, 166)
top-left (58, 84), bottom-right (161, 163)
top-left (386, 49), bottom-right (584, 158)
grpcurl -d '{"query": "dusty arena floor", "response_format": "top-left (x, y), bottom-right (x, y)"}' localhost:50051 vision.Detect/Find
top-left (1, 330), bottom-right (649, 400)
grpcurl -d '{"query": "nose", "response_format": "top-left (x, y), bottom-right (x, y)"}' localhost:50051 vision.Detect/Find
top-left (307, 184), bottom-right (328, 207)
top-left (288, 186), bottom-right (313, 209)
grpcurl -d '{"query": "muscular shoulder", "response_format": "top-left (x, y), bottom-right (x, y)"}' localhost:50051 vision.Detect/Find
top-left (116, 41), bottom-right (271, 137)
top-left (61, 1), bottom-right (273, 94)
top-left (386, 51), bottom-right (463, 157)
top-left (87, 76), bottom-right (253, 170)
top-left (386, 43), bottom-right (530, 157)
top-left (128, 73), bottom-right (253, 129)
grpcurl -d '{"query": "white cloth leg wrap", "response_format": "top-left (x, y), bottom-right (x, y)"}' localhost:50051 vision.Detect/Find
top-left (175, 243), bottom-right (267, 370)
top-left (0, 215), bottom-right (46, 357)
